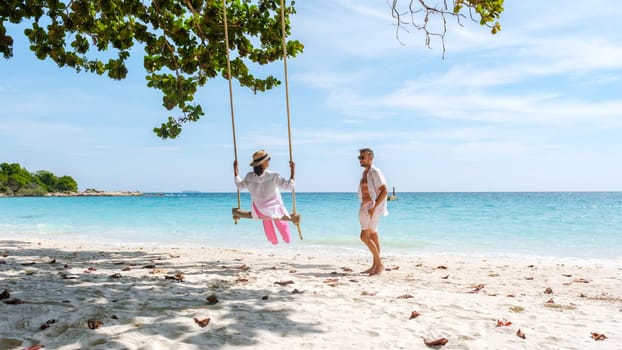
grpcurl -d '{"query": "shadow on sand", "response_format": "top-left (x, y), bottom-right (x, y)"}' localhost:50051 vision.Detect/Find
top-left (0, 240), bottom-right (341, 349)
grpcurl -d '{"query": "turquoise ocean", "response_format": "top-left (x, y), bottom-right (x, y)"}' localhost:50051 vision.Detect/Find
top-left (1, 192), bottom-right (621, 260)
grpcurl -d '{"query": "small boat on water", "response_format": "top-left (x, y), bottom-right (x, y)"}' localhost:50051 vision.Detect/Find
top-left (387, 186), bottom-right (398, 201)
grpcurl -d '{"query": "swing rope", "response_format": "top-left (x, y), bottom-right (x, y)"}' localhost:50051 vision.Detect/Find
top-left (222, 0), bottom-right (241, 214)
top-left (223, 0), bottom-right (302, 239)
top-left (279, 0), bottom-right (297, 217)
top-left (279, 0), bottom-right (302, 239)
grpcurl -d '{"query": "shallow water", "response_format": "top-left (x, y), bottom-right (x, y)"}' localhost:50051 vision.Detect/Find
top-left (1, 192), bottom-right (621, 260)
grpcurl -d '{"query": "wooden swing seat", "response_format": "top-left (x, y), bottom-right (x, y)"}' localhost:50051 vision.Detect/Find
top-left (232, 208), bottom-right (301, 225)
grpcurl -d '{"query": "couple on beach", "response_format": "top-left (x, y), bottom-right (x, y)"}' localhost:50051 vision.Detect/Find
top-left (234, 148), bottom-right (388, 276)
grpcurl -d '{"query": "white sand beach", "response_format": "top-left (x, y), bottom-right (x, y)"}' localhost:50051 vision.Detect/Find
top-left (1, 239), bottom-right (620, 350)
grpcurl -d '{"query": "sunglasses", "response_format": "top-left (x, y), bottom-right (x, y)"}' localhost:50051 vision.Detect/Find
top-left (358, 155), bottom-right (365, 160)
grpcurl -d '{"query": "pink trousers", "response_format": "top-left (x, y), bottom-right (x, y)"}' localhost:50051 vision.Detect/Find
top-left (252, 203), bottom-right (291, 245)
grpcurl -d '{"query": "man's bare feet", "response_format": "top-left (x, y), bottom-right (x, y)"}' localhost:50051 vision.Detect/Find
top-left (361, 266), bottom-right (374, 274)
top-left (369, 264), bottom-right (384, 276)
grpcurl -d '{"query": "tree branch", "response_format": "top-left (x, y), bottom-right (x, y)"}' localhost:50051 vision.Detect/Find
top-left (391, 0), bottom-right (502, 58)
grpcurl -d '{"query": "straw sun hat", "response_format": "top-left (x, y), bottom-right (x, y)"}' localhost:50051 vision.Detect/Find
top-left (250, 150), bottom-right (271, 167)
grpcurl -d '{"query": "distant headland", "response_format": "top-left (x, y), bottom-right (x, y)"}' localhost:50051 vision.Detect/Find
top-left (1, 162), bottom-right (142, 197)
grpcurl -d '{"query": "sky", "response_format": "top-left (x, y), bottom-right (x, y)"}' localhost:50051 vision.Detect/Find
top-left (1, 1), bottom-right (622, 192)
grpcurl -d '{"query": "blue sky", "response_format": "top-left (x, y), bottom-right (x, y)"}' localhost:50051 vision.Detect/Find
top-left (1, 1), bottom-right (621, 192)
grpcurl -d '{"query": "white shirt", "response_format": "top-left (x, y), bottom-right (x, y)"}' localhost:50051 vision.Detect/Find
top-left (358, 165), bottom-right (388, 216)
top-left (235, 170), bottom-right (295, 219)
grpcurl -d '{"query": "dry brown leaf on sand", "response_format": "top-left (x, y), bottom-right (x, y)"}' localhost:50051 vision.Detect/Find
top-left (164, 273), bottom-right (184, 282)
top-left (274, 280), bottom-right (294, 286)
top-left (436, 265), bottom-right (448, 269)
top-left (3, 298), bottom-right (24, 305)
top-left (409, 311), bottom-right (421, 319)
top-left (206, 294), bottom-right (219, 305)
top-left (469, 284), bottom-right (485, 293)
top-left (87, 320), bottom-right (103, 330)
top-left (39, 319), bottom-right (56, 330)
top-left (516, 329), bottom-right (526, 339)
top-left (591, 332), bottom-right (607, 341)
top-left (423, 337), bottom-right (448, 347)
top-left (193, 317), bottom-right (211, 328)
top-left (544, 287), bottom-right (553, 294)
top-left (23, 345), bottom-right (44, 350)
top-left (397, 294), bottom-right (414, 299)
top-left (0, 289), bottom-right (9, 299)
top-left (496, 319), bottom-right (512, 327)
top-left (323, 278), bottom-right (339, 287)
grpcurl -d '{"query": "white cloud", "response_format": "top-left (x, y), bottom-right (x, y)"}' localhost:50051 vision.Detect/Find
top-left (373, 88), bottom-right (622, 126)
top-left (0, 119), bottom-right (82, 134)
top-left (293, 71), bottom-right (363, 90)
top-left (292, 9), bottom-right (622, 127)
top-left (293, 1), bottom-right (435, 60)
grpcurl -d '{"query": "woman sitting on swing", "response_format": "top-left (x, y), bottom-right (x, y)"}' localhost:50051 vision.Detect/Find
top-left (234, 150), bottom-right (295, 244)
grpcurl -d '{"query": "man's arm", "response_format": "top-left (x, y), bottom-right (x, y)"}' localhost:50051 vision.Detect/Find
top-left (371, 185), bottom-right (387, 214)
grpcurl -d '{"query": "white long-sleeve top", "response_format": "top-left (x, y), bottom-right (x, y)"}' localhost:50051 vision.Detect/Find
top-left (235, 170), bottom-right (295, 219)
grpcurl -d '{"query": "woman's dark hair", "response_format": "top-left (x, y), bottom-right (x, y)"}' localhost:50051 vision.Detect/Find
top-left (253, 165), bottom-right (264, 176)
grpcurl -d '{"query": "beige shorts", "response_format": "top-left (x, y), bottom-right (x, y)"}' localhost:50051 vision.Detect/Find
top-left (359, 202), bottom-right (380, 231)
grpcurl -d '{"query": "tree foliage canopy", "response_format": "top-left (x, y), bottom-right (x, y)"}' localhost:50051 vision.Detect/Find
top-left (0, 163), bottom-right (78, 196)
top-left (1, 0), bottom-right (304, 139)
top-left (1, 1), bottom-right (502, 138)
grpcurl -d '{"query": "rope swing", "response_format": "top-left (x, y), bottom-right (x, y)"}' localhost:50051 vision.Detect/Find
top-left (223, 0), bottom-right (303, 240)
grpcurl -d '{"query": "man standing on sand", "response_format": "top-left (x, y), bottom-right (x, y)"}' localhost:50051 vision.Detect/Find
top-left (357, 148), bottom-right (388, 276)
